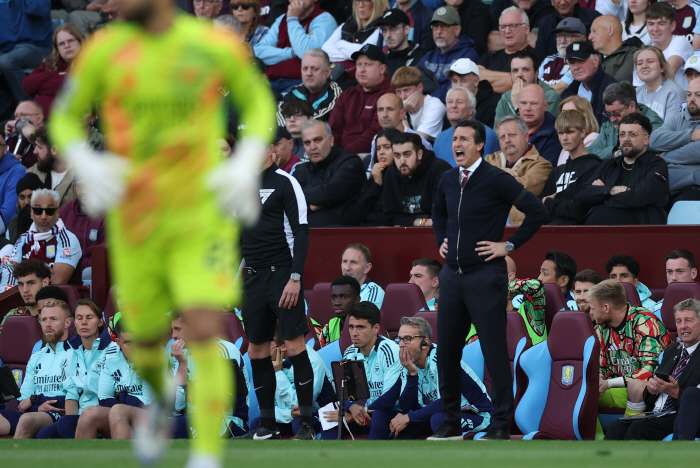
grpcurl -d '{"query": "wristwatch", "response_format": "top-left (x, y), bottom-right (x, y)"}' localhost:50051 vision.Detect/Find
top-left (505, 241), bottom-right (515, 253)
top-left (290, 273), bottom-right (301, 282)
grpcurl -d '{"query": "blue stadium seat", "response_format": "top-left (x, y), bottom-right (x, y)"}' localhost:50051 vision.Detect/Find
top-left (316, 340), bottom-right (342, 373)
top-left (667, 201), bottom-right (700, 225)
top-left (242, 353), bottom-right (259, 423)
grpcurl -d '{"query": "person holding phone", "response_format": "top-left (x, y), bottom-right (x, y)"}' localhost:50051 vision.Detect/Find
top-left (606, 298), bottom-right (700, 440)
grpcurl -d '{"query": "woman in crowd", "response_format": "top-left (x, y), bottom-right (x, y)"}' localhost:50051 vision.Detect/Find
top-left (322, 0), bottom-right (388, 71)
top-left (623, 0), bottom-right (656, 44)
top-left (232, 0), bottom-right (268, 46)
top-left (635, 45), bottom-right (685, 120)
top-left (556, 96), bottom-right (600, 166)
top-left (23, 24), bottom-right (84, 119)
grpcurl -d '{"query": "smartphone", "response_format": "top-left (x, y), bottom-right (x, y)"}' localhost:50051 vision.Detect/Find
top-left (655, 372), bottom-right (670, 382)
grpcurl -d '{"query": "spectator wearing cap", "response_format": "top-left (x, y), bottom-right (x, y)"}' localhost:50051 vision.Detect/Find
top-left (328, 44), bottom-right (394, 154)
top-left (494, 49), bottom-right (560, 125)
top-left (539, 18), bottom-right (587, 92)
top-left (685, 55), bottom-right (700, 87)
top-left (254, 0), bottom-right (337, 94)
top-left (534, 0), bottom-right (600, 57)
top-left (0, 137), bottom-right (26, 232)
top-left (561, 41), bottom-right (617, 126)
top-left (276, 48), bottom-right (343, 125)
top-left (580, 113), bottom-right (669, 225)
top-left (389, 0), bottom-right (434, 49)
top-left (421, 0), bottom-right (491, 56)
top-left (445, 59), bottom-right (499, 126)
top-left (433, 86), bottom-right (499, 166)
top-left (5, 173), bottom-right (42, 245)
top-left (418, 7), bottom-right (479, 99)
top-left (321, 0), bottom-right (388, 72)
top-left (648, 77), bottom-right (700, 202)
top-left (376, 9), bottom-right (427, 76)
top-left (280, 99), bottom-right (315, 160)
top-left (589, 16), bottom-right (642, 85)
top-left (391, 66), bottom-right (446, 142)
top-left (59, 180), bottom-right (106, 285)
top-left (478, 7), bottom-right (544, 95)
top-left (270, 125), bottom-right (303, 173)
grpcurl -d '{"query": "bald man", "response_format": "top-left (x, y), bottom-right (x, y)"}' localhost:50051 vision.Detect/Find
top-left (589, 16), bottom-right (640, 84)
top-left (517, 84), bottom-right (562, 165)
top-left (370, 94), bottom-right (432, 164)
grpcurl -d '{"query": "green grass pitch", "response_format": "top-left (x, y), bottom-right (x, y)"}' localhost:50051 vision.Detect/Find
top-left (1, 440), bottom-right (697, 468)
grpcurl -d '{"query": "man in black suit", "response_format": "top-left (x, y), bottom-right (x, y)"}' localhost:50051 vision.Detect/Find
top-left (606, 298), bottom-right (700, 440)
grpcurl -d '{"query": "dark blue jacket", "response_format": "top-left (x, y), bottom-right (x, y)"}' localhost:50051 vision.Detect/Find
top-left (418, 36), bottom-right (480, 102)
top-left (535, 6), bottom-right (601, 57)
top-left (561, 64), bottom-right (617, 127)
top-left (0, 0), bottom-right (52, 53)
top-left (529, 111), bottom-right (562, 166)
top-left (0, 152), bottom-right (26, 230)
top-left (432, 162), bottom-right (547, 273)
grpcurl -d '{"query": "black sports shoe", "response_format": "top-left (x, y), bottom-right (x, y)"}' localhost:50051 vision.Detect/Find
top-left (477, 428), bottom-right (510, 440)
top-left (291, 422), bottom-right (316, 440)
top-left (236, 426), bottom-right (281, 440)
top-left (427, 422), bottom-right (463, 441)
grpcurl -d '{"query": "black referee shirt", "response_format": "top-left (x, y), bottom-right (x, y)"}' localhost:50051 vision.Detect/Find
top-left (241, 163), bottom-right (309, 274)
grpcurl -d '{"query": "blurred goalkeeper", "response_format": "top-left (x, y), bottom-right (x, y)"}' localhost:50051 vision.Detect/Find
top-left (49, 0), bottom-right (276, 466)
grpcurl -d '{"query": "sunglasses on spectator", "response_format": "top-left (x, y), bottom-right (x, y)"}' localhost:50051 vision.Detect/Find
top-left (232, 3), bottom-right (252, 9)
top-left (31, 207), bottom-right (58, 216)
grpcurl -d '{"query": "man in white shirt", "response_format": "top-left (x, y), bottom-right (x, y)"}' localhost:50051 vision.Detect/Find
top-left (647, 3), bottom-right (694, 88)
top-left (391, 66), bottom-right (446, 143)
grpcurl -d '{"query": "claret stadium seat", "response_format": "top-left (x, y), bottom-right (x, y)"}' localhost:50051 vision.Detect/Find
top-left (380, 283), bottom-right (428, 338)
top-left (222, 313), bottom-right (248, 354)
top-left (504, 312), bottom-right (598, 440)
top-left (660, 282), bottom-right (700, 340)
top-left (544, 283), bottom-right (569, 331)
top-left (414, 311), bottom-right (437, 343)
top-left (620, 282), bottom-right (642, 307)
top-left (307, 283), bottom-right (334, 330)
top-left (0, 316), bottom-right (43, 411)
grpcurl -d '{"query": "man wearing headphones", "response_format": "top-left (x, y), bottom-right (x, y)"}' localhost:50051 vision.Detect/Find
top-left (369, 317), bottom-right (494, 439)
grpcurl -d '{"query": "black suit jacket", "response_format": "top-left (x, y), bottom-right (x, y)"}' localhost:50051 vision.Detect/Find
top-left (643, 342), bottom-right (700, 410)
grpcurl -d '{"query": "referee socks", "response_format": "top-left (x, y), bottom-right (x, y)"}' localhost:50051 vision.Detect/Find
top-left (289, 350), bottom-right (314, 425)
top-left (250, 357), bottom-right (278, 430)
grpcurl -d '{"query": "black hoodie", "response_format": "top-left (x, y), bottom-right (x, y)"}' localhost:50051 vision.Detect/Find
top-left (542, 153), bottom-right (602, 225)
top-left (382, 150), bottom-right (451, 226)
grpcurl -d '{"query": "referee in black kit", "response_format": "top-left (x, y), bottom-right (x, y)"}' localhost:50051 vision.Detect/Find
top-left (240, 126), bottom-right (316, 440)
top-left (429, 120), bottom-right (548, 440)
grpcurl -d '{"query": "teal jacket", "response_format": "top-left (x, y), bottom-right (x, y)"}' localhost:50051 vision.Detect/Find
top-left (586, 104), bottom-right (663, 160)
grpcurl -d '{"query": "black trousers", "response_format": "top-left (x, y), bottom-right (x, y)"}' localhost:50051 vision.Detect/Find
top-left (437, 260), bottom-right (512, 431)
top-left (674, 386), bottom-right (700, 440)
top-left (605, 414), bottom-right (676, 440)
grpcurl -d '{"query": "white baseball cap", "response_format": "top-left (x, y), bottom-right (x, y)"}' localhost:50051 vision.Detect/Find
top-left (445, 58), bottom-right (479, 78)
top-left (685, 54), bottom-right (700, 75)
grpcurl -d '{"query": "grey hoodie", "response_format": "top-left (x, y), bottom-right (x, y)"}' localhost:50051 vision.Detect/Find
top-left (648, 108), bottom-right (700, 191)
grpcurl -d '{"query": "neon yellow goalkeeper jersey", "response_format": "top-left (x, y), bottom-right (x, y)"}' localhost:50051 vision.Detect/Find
top-left (50, 14), bottom-right (276, 213)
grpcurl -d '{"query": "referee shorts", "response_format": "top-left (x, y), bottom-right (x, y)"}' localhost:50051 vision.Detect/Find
top-left (599, 388), bottom-right (629, 408)
top-left (242, 265), bottom-right (307, 344)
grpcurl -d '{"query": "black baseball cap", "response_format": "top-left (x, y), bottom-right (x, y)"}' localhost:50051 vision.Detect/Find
top-left (274, 125), bottom-right (293, 143)
top-left (566, 41), bottom-right (597, 61)
top-left (351, 44), bottom-right (386, 64)
top-left (375, 9), bottom-right (410, 27)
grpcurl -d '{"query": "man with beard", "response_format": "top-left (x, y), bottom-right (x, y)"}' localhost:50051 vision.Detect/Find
top-left (649, 78), bottom-right (700, 204)
top-left (580, 113), bottom-right (669, 225)
top-left (26, 127), bottom-right (75, 207)
top-left (0, 188), bottom-right (82, 289)
top-left (0, 259), bottom-right (50, 335)
top-left (3, 101), bottom-right (46, 168)
top-left (0, 299), bottom-right (72, 437)
top-left (383, 133), bottom-right (451, 226)
top-left (572, 269), bottom-right (603, 314)
top-left (4, 173), bottom-right (42, 245)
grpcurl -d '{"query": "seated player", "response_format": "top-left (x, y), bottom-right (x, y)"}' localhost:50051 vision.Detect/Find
top-left (341, 244), bottom-right (385, 309)
top-left (537, 249), bottom-right (577, 309)
top-left (0, 259), bottom-right (50, 336)
top-left (0, 188), bottom-right (82, 289)
top-left (0, 300), bottom-right (72, 438)
top-left (317, 276), bottom-right (360, 347)
top-left (141, 314), bottom-right (250, 440)
top-left (605, 254), bottom-right (657, 311)
top-left (409, 258), bottom-right (441, 311)
top-left (370, 317), bottom-right (493, 440)
top-left (320, 302), bottom-right (401, 440)
top-left (74, 313), bottom-right (155, 439)
top-left (588, 280), bottom-right (671, 419)
top-left (31, 299), bottom-right (111, 439)
top-left (571, 269), bottom-right (603, 316)
top-left (242, 322), bottom-right (334, 438)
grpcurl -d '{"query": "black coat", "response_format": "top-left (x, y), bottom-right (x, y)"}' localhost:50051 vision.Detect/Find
top-left (643, 341), bottom-right (700, 411)
top-left (561, 65), bottom-right (617, 127)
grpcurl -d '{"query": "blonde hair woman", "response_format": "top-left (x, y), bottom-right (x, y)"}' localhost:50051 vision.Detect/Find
top-left (635, 45), bottom-right (685, 120)
top-left (322, 0), bottom-right (389, 64)
top-left (555, 96), bottom-right (600, 165)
